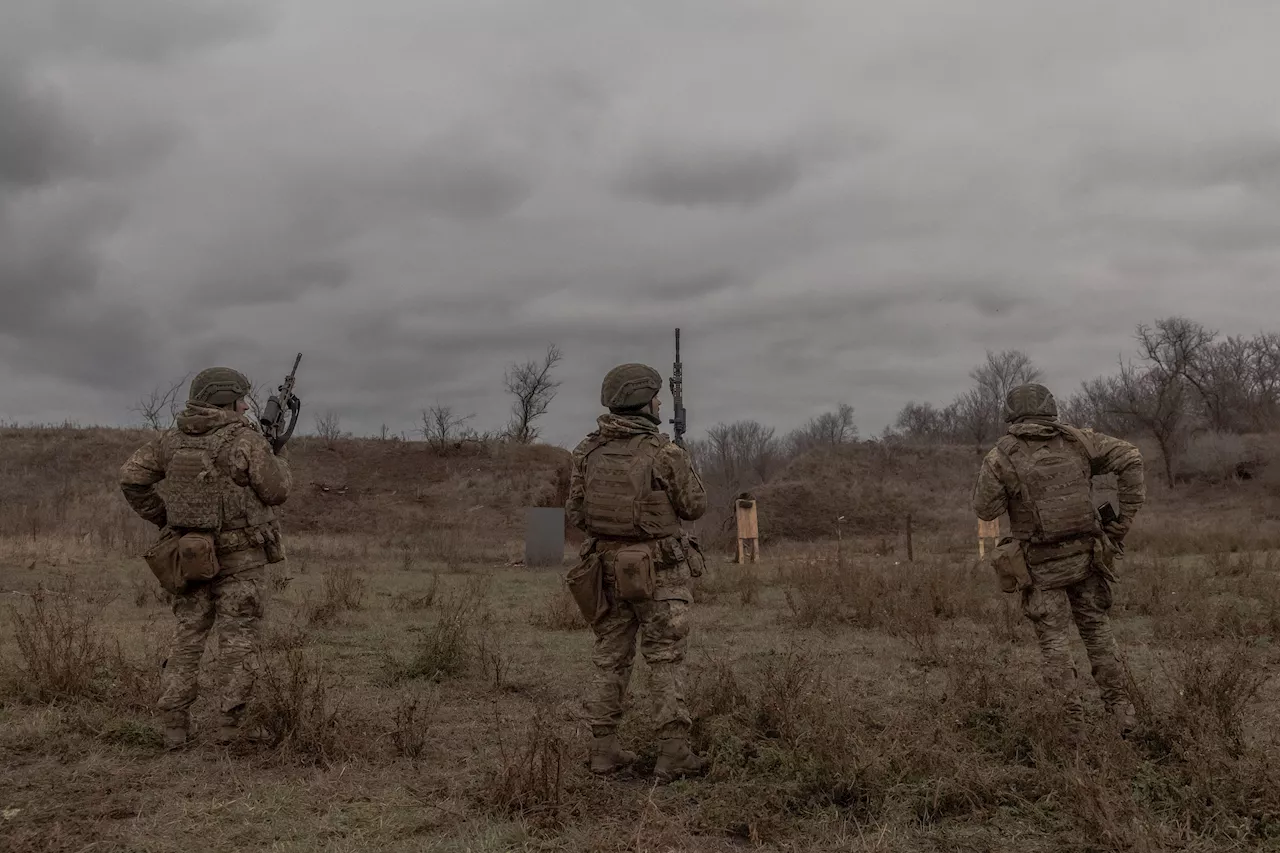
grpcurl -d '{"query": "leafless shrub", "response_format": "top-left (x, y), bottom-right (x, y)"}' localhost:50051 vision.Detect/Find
top-left (305, 565), bottom-right (366, 626)
top-left (484, 704), bottom-right (571, 829)
top-left (528, 589), bottom-right (587, 631)
top-left (247, 648), bottom-right (347, 765)
top-left (390, 689), bottom-right (438, 759)
top-left (5, 580), bottom-right (115, 704)
top-left (383, 577), bottom-right (490, 684)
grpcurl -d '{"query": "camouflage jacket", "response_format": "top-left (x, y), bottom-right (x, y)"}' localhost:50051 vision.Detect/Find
top-left (120, 403), bottom-right (292, 574)
top-left (973, 420), bottom-right (1145, 588)
top-left (567, 413), bottom-right (708, 535)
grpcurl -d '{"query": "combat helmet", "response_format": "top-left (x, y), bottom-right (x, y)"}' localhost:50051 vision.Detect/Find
top-left (1004, 383), bottom-right (1058, 423)
top-left (189, 367), bottom-right (251, 408)
top-left (601, 363), bottom-right (661, 411)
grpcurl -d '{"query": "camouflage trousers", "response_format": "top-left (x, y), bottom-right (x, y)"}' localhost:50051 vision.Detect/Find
top-left (1021, 571), bottom-right (1133, 720)
top-left (157, 569), bottom-right (264, 717)
top-left (585, 585), bottom-right (692, 739)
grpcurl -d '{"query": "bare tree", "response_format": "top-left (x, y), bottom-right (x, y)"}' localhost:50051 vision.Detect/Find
top-left (421, 403), bottom-right (475, 452)
top-left (130, 374), bottom-right (191, 430)
top-left (894, 400), bottom-right (954, 442)
top-left (970, 349), bottom-right (1041, 434)
top-left (1061, 377), bottom-right (1134, 434)
top-left (314, 411), bottom-right (345, 446)
top-left (787, 403), bottom-right (858, 454)
top-left (698, 420), bottom-right (783, 493)
top-left (1103, 317), bottom-right (1216, 486)
top-left (504, 344), bottom-right (563, 444)
top-left (952, 388), bottom-right (993, 454)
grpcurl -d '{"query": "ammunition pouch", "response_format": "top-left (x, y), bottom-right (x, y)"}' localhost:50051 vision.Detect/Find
top-left (262, 521), bottom-right (286, 564)
top-left (682, 533), bottom-right (706, 578)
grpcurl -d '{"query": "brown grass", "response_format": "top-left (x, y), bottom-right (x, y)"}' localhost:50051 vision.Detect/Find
top-left (3, 426), bottom-right (1280, 852)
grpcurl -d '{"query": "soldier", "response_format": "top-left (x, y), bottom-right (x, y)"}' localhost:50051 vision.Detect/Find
top-left (120, 368), bottom-right (292, 750)
top-left (567, 363), bottom-right (709, 780)
top-left (973, 383), bottom-right (1145, 735)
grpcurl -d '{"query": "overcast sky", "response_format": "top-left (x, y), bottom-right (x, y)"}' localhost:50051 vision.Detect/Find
top-left (3, 1), bottom-right (1280, 446)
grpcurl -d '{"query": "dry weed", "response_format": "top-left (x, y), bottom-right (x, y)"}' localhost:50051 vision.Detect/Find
top-left (528, 589), bottom-right (586, 631)
top-left (389, 689), bottom-right (438, 759)
top-left (484, 704), bottom-right (572, 829)
top-left (304, 564), bottom-right (367, 626)
top-left (247, 648), bottom-right (347, 764)
top-left (5, 579), bottom-right (115, 704)
top-left (383, 577), bottom-right (491, 684)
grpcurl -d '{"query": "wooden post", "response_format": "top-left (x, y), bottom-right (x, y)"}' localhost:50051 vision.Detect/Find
top-left (905, 512), bottom-right (914, 562)
top-left (977, 517), bottom-right (1000, 557)
top-left (836, 515), bottom-right (846, 570)
top-left (735, 498), bottom-right (760, 564)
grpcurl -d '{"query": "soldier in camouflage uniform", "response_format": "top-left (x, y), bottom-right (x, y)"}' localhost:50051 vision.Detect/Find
top-left (567, 363), bottom-right (709, 780)
top-left (120, 368), bottom-right (292, 749)
top-left (973, 383), bottom-right (1145, 735)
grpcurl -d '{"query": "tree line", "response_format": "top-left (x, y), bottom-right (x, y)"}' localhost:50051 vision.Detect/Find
top-left (131, 314), bottom-right (1277, 490)
top-left (893, 316), bottom-right (1280, 486)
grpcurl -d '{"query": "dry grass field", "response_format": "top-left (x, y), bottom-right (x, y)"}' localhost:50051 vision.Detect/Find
top-left (4, 426), bottom-right (1280, 852)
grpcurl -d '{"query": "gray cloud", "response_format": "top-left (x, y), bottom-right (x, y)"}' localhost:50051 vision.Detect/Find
top-left (4, 0), bottom-right (1280, 445)
top-left (617, 142), bottom-right (808, 208)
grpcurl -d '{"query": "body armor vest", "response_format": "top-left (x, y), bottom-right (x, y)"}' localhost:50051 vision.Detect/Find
top-left (582, 433), bottom-right (681, 540)
top-left (165, 424), bottom-right (276, 539)
top-left (996, 427), bottom-right (1098, 565)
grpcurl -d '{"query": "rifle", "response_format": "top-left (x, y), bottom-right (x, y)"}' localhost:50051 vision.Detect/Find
top-left (260, 353), bottom-right (302, 454)
top-left (669, 328), bottom-right (687, 448)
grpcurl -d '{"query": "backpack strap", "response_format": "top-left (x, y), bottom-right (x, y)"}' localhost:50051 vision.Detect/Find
top-left (1056, 423), bottom-right (1097, 463)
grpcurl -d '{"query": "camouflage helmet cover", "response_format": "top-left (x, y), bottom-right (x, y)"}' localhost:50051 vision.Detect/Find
top-left (601, 363), bottom-right (662, 410)
top-left (1004, 382), bottom-right (1058, 423)
top-left (189, 367), bottom-right (251, 407)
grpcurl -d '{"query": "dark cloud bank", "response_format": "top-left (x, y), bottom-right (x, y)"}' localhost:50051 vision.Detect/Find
top-left (4, 0), bottom-right (1280, 445)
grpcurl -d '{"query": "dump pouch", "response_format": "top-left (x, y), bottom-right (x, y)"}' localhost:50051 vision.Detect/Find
top-left (143, 529), bottom-right (187, 596)
top-left (990, 537), bottom-right (1031, 594)
top-left (565, 552), bottom-right (609, 625)
top-left (614, 543), bottom-right (656, 602)
top-left (178, 532), bottom-right (221, 583)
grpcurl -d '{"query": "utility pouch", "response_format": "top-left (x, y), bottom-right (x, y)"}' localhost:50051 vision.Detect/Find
top-left (565, 552), bottom-right (608, 625)
top-left (177, 532), bottom-right (221, 583)
top-left (262, 522), bottom-right (286, 564)
top-left (990, 537), bottom-right (1031, 594)
top-left (682, 533), bottom-right (706, 578)
top-left (614, 544), bottom-right (656, 602)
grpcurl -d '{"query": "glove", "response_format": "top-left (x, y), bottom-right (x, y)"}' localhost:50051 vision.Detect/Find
top-left (1102, 518), bottom-right (1130, 544)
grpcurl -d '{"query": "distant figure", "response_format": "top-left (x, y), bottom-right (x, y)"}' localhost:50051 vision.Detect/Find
top-left (566, 363), bottom-right (709, 780)
top-left (120, 368), bottom-right (292, 750)
top-left (973, 383), bottom-right (1145, 736)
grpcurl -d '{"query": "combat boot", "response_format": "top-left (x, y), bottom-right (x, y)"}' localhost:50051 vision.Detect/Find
top-left (588, 733), bottom-right (636, 774)
top-left (1112, 702), bottom-right (1138, 739)
top-left (162, 710), bottom-right (190, 751)
top-left (214, 711), bottom-right (242, 745)
top-left (654, 737), bottom-right (705, 782)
